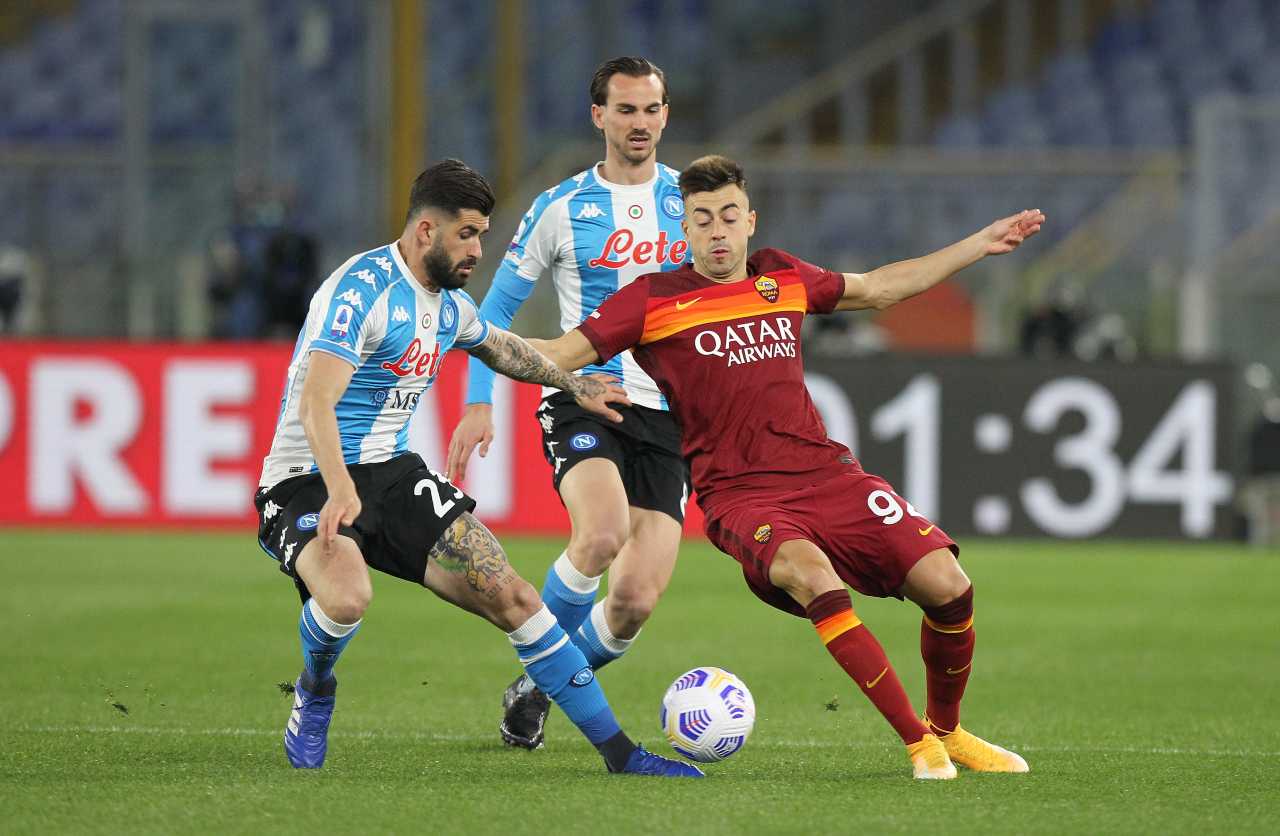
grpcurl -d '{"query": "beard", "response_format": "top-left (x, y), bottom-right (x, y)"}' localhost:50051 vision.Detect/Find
top-left (423, 240), bottom-right (473, 290)
top-left (612, 132), bottom-right (655, 164)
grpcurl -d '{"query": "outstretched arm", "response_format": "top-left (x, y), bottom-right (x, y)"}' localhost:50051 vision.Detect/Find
top-left (525, 330), bottom-right (601, 373)
top-left (466, 326), bottom-right (623, 413)
top-left (836, 209), bottom-right (1045, 312)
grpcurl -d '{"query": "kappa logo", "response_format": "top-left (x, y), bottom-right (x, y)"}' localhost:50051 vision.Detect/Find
top-left (282, 541), bottom-right (296, 570)
top-left (373, 255), bottom-right (393, 274)
top-left (753, 523), bottom-right (773, 544)
top-left (338, 288), bottom-right (364, 310)
top-left (576, 202), bottom-right (606, 219)
top-left (572, 170), bottom-right (590, 185)
top-left (675, 296), bottom-right (702, 311)
top-left (355, 268), bottom-right (378, 288)
top-left (754, 276), bottom-right (779, 303)
top-left (553, 455), bottom-right (567, 474)
top-left (392, 306), bottom-right (410, 323)
top-left (262, 500), bottom-right (281, 520)
top-left (539, 412), bottom-right (555, 433)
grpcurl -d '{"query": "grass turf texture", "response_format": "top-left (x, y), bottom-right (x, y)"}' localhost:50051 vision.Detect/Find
top-left (2, 531), bottom-right (1278, 835)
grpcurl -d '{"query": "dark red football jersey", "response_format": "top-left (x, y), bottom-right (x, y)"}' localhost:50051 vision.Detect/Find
top-left (578, 247), bottom-right (856, 514)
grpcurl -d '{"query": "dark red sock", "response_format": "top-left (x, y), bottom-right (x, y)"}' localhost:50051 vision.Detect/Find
top-left (807, 589), bottom-right (927, 745)
top-left (920, 585), bottom-right (975, 735)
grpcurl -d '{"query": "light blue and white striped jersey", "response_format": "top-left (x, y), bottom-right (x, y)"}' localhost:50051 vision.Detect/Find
top-left (259, 242), bottom-right (488, 489)
top-left (466, 162), bottom-right (687, 410)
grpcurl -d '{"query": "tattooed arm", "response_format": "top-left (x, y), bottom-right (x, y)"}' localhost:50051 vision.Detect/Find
top-left (467, 327), bottom-right (630, 423)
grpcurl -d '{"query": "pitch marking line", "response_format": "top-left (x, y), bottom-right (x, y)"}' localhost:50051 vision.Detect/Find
top-left (12, 725), bottom-right (1280, 758)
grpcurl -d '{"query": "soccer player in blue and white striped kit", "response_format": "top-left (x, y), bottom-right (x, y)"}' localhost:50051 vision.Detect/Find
top-left (254, 159), bottom-right (700, 777)
top-left (448, 57), bottom-right (692, 751)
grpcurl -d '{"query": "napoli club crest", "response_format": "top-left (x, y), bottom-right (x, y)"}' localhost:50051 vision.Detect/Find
top-left (753, 523), bottom-right (773, 544)
top-left (661, 194), bottom-right (685, 219)
top-left (754, 277), bottom-right (779, 303)
top-left (440, 301), bottom-right (456, 330)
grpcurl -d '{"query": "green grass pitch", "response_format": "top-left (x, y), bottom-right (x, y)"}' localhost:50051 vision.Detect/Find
top-left (3, 530), bottom-right (1279, 834)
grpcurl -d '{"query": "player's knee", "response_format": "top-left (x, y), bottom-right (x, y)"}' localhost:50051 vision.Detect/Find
top-left (569, 527), bottom-right (627, 574)
top-left (606, 581), bottom-right (661, 633)
top-left (326, 579), bottom-right (372, 623)
top-left (768, 544), bottom-right (841, 606)
top-left (907, 549), bottom-right (971, 608)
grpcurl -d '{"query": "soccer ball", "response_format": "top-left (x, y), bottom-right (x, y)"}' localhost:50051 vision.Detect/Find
top-left (660, 666), bottom-right (756, 762)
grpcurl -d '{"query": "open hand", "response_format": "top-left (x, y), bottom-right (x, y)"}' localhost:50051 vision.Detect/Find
top-left (983, 209), bottom-right (1046, 255)
top-left (572, 374), bottom-right (631, 423)
top-left (319, 479), bottom-right (361, 548)
top-left (446, 403), bottom-right (494, 483)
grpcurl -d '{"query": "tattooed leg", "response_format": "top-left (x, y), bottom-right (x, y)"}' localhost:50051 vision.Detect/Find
top-left (424, 512), bottom-right (543, 631)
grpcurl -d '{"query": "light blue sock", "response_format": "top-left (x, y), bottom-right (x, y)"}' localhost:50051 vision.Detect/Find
top-left (299, 598), bottom-right (360, 683)
top-left (573, 600), bottom-right (635, 670)
top-left (541, 552), bottom-right (600, 635)
top-left (508, 605), bottom-right (620, 744)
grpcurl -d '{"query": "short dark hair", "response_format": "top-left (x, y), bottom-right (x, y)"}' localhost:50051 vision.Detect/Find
top-left (589, 56), bottom-right (668, 107)
top-left (678, 155), bottom-right (747, 200)
top-left (406, 159), bottom-right (495, 223)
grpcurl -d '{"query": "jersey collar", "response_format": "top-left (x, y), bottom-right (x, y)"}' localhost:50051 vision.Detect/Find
top-left (592, 161), bottom-right (661, 192)
top-left (389, 240), bottom-right (443, 299)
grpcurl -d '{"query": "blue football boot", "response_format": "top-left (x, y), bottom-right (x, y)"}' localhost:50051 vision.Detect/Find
top-left (617, 744), bottom-right (705, 778)
top-left (284, 673), bottom-right (336, 768)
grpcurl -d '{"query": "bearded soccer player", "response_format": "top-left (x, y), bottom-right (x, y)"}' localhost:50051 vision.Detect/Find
top-left (448, 57), bottom-right (691, 749)
top-left (528, 155), bottom-right (1045, 780)
top-left (253, 159), bottom-right (700, 778)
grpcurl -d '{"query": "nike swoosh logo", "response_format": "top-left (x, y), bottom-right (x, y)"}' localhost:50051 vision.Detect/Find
top-left (945, 663), bottom-right (971, 676)
top-left (675, 297), bottom-right (702, 310)
top-left (864, 668), bottom-right (888, 689)
top-left (918, 525), bottom-right (935, 536)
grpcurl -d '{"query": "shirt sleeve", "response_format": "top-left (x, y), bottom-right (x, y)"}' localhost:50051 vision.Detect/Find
top-left (451, 289), bottom-right (489, 349)
top-left (576, 278), bottom-right (650, 363)
top-left (309, 270), bottom-right (386, 367)
top-left (789, 251), bottom-right (845, 315)
top-left (505, 192), bottom-right (563, 282)
top-left (464, 194), bottom-right (560, 403)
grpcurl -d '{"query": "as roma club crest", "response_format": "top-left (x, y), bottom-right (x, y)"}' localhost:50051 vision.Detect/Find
top-left (753, 523), bottom-right (773, 544)
top-left (754, 276), bottom-right (779, 303)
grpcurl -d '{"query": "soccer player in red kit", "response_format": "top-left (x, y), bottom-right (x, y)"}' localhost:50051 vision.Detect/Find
top-left (528, 154), bottom-right (1045, 779)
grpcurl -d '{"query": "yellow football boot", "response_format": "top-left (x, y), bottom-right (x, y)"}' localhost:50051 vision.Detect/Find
top-left (930, 721), bottom-right (1029, 773)
top-left (906, 733), bottom-right (958, 780)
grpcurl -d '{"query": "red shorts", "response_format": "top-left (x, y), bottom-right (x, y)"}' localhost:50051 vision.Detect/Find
top-left (702, 471), bottom-right (958, 618)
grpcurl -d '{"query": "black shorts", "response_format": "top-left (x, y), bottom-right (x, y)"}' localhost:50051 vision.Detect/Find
top-left (254, 453), bottom-right (476, 602)
top-left (537, 392), bottom-right (690, 523)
